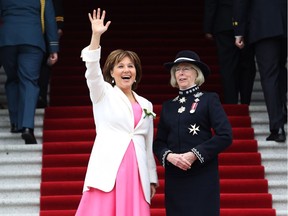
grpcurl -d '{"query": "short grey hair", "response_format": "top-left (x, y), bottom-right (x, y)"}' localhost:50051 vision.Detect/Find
top-left (169, 64), bottom-right (205, 88)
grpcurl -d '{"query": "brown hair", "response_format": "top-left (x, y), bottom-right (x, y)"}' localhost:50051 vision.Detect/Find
top-left (103, 49), bottom-right (142, 90)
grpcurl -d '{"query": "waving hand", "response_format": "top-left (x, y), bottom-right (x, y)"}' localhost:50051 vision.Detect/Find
top-left (88, 8), bottom-right (111, 50)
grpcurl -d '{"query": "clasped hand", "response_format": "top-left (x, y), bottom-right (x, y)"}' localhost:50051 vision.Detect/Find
top-left (167, 152), bottom-right (197, 171)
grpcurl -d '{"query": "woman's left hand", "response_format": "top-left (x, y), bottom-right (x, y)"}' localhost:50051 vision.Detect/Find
top-left (181, 151), bottom-right (197, 167)
top-left (150, 183), bottom-right (157, 199)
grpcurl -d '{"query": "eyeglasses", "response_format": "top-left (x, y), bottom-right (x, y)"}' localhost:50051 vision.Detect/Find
top-left (175, 66), bottom-right (194, 73)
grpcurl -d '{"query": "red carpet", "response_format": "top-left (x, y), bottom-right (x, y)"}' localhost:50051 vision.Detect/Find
top-left (40, 104), bottom-right (275, 215)
top-left (40, 0), bottom-right (276, 215)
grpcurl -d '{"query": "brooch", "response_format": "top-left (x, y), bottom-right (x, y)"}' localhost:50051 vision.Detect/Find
top-left (143, 108), bottom-right (156, 119)
top-left (178, 106), bottom-right (186, 113)
top-left (179, 97), bottom-right (186, 103)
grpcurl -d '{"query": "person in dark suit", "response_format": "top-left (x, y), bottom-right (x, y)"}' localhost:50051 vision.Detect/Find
top-left (0, 0), bottom-right (59, 144)
top-left (37, 0), bottom-right (64, 108)
top-left (203, 0), bottom-right (256, 104)
top-left (233, 0), bottom-right (287, 142)
top-left (153, 50), bottom-right (233, 216)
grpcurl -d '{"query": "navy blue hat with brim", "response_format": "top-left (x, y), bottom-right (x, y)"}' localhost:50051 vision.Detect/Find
top-left (164, 50), bottom-right (211, 78)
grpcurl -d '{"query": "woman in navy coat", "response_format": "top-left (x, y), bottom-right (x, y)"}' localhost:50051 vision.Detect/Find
top-left (153, 50), bottom-right (233, 216)
top-left (0, 0), bottom-right (59, 144)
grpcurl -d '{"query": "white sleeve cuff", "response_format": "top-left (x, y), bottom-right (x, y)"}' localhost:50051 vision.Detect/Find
top-left (81, 46), bottom-right (101, 62)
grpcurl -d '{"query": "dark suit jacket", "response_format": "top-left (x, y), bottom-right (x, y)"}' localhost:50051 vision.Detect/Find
top-left (203, 0), bottom-right (234, 34)
top-left (0, 0), bottom-right (59, 53)
top-left (233, 0), bottom-right (287, 44)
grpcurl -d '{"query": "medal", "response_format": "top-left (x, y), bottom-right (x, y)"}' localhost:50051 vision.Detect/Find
top-left (190, 102), bottom-right (198, 113)
top-left (190, 93), bottom-right (202, 114)
top-left (178, 106), bottom-right (185, 113)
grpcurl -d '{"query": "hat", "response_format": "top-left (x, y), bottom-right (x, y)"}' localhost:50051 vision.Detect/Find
top-left (164, 50), bottom-right (210, 78)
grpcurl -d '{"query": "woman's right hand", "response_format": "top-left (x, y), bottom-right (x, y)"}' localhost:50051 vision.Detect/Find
top-left (167, 153), bottom-right (192, 171)
top-left (88, 8), bottom-right (111, 36)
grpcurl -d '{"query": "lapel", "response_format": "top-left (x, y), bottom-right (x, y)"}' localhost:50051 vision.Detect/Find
top-left (114, 86), bottom-right (146, 130)
top-left (133, 92), bottom-right (147, 130)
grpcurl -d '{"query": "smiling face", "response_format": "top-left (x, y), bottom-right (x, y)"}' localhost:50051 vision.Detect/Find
top-left (174, 63), bottom-right (198, 90)
top-left (111, 56), bottom-right (137, 93)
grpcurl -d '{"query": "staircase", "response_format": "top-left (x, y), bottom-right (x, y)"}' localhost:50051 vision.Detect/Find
top-left (249, 72), bottom-right (288, 216)
top-left (0, 66), bottom-right (43, 216)
top-left (0, 0), bottom-right (287, 215)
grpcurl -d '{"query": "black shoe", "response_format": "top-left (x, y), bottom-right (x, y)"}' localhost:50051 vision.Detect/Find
top-left (266, 127), bottom-right (286, 143)
top-left (21, 128), bottom-right (37, 144)
top-left (10, 123), bottom-right (21, 133)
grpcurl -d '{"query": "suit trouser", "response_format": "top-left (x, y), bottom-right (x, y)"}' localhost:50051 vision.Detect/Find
top-left (254, 37), bottom-right (286, 131)
top-left (0, 45), bottom-right (44, 129)
top-left (215, 31), bottom-right (256, 104)
top-left (38, 56), bottom-right (51, 105)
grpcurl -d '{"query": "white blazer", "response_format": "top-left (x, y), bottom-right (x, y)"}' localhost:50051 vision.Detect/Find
top-left (80, 46), bottom-right (158, 204)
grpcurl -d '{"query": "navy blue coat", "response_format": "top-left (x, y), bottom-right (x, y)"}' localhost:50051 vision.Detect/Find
top-left (0, 0), bottom-right (59, 53)
top-left (153, 86), bottom-right (233, 216)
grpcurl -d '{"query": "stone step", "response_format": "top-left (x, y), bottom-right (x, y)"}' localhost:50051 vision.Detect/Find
top-left (0, 109), bottom-right (44, 144)
top-left (0, 156), bottom-right (42, 171)
top-left (249, 104), bottom-right (288, 213)
top-left (273, 195), bottom-right (288, 212)
top-left (277, 210), bottom-right (288, 216)
top-left (261, 154), bottom-right (288, 168)
top-left (265, 166), bottom-right (287, 181)
top-left (251, 91), bottom-right (265, 102)
top-left (268, 180), bottom-right (288, 195)
top-left (0, 131), bottom-right (43, 145)
top-left (0, 170), bottom-right (41, 185)
top-left (0, 115), bottom-right (44, 124)
top-left (0, 198), bottom-right (39, 215)
top-left (0, 144), bottom-right (42, 154)
top-left (257, 141), bottom-right (288, 154)
top-left (0, 184), bottom-right (40, 200)
top-left (0, 215), bottom-right (38, 216)
top-left (0, 108), bottom-right (44, 117)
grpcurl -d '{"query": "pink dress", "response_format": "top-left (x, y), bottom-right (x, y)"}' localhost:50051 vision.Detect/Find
top-left (75, 102), bottom-right (150, 216)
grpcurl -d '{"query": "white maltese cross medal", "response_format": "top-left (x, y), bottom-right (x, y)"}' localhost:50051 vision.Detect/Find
top-left (188, 124), bottom-right (200, 135)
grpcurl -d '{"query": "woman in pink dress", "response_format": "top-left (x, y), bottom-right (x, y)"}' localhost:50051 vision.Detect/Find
top-left (75, 8), bottom-right (158, 216)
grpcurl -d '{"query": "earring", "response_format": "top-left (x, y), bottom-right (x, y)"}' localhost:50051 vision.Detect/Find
top-left (134, 80), bottom-right (136, 83)
top-left (112, 79), bottom-right (115, 84)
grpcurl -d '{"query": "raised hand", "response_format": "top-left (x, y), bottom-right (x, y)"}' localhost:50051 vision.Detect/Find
top-left (88, 8), bottom-right (111, 35)
top-left (88, 8), bottom-right (111, 50)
